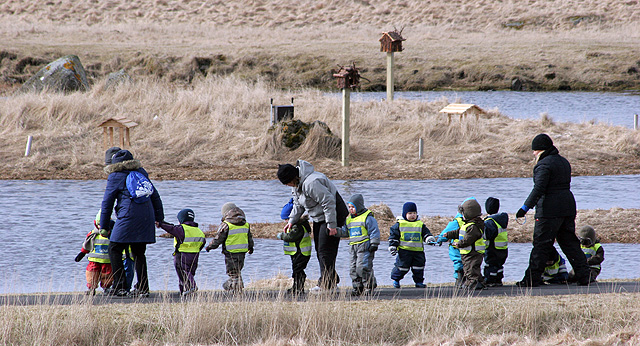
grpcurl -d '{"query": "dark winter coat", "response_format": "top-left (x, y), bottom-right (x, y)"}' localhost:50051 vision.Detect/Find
top-left (524, 146), bottom-right (576, 218)
top-left (100, 159), bottom-right (164, 243)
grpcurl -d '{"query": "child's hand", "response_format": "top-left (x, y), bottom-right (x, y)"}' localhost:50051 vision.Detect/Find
top-left (388, 246), bottom-right (397, 256)
top-left (276, 232), bottom-right (284, 240)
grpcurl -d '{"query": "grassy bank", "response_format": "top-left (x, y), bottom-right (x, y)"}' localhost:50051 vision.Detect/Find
top-left (201, 206), bottom-right (640, 243)
top-left (1, 76), bottom-right (640, 181)
top-left (0, 1), bottom-right (639, 93)
top-left (2, 291), bottom-right (639, 345)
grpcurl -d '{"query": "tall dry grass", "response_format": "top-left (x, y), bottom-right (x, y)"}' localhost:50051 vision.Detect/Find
top-left (1, 76), bottom-right (639, 180)
top-left (2, 291), bottom-right (640, 345)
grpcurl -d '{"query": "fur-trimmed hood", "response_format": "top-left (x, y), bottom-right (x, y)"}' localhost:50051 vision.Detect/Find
top-left (104, 159), bottom-right (142, 174)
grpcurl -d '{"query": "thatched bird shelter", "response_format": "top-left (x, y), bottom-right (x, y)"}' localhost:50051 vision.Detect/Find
top-left (98, 116), bottom-right (138, 150)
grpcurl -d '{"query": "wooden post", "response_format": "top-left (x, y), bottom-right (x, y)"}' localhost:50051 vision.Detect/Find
top-left (386, 52), bottom-right (394, 101)
top-left (342, 87), bottom-right (350, 167)
top-left (108, 127), bottom-right (114, 148)
top-left (418, 138), bottom-right (424, 159)
top-left (635, 114), bottom-right (638, 130)
top-left (103, 128), bottom-right (108, 151)
top-left (125, 128), bottom-right (131, 147)
top-left (119, 127), bottom-right (125, 147)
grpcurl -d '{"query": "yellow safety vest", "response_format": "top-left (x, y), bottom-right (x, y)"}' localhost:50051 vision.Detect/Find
top-left (174, 224), bottom-right (206, 254)
top-left (458, 222), bottom-right (486, 254)
top-left (398, 219), bottom-right (424, 251)
top-left (486, 217), bottom-right (508, 250)
top-left (581, 243), bottom-right (602, 270)
top-left (225, 221), bottom-right (249, 253)
top-left (345, 210), bottom-right (372, 245)
top-left (543, 256), bottom-right (567, 280)
top-left (88, 233), bottom-right (110, 264)
top-left (283, 224), bottom-right (312, 256)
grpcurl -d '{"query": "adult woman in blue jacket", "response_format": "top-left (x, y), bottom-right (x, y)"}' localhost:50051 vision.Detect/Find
top-left (100, 149), bottom-right (164, 297)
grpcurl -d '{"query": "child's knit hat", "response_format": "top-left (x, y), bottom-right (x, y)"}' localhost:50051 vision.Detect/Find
top-left (221, 202), bottom-right (238, 217)
top-left (485, 197), bottom-right (500, 215)
top-left (177, 209), bottom-right (195, 224)
top-left (402, 202), bottom-right (418, 220)
top-left (280, 198), bottom-right (294, 220)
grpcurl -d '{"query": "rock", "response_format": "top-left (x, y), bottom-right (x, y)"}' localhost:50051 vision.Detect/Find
top-left (105, 69), bottom-right (133, 90)
top-left (20, 55), bottom-right (89, 93)
top-left (271, 119), bottom-right (341, 158)
top-left (511, 77), bottom-right (523, 91)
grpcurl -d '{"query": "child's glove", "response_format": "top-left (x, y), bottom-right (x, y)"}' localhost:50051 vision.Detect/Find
top-left (388, 246), bottom-right (397, 256)
top-left (436, 235), bottom-right (448, 245)
top-left (369, 243), bottom-right (378, 252)
top-left (276, 232), bottom-right (284, 240)
top-left (248, 248), bottom-right (254, 254)
top-left (74, 252), bottom-right (86, 262)
top-left (425, 236), bottom-right (437, 245)
top-left (205, 244), bottom-right (215, 252)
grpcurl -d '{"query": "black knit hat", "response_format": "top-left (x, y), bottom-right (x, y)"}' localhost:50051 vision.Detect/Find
top-left (111, 149), bottom-right (134, 163)
top-left (485, 197), bottom-right (500, 215)
top-left (277, 164), bottom-right (298, 184)
top-left (177, 209), bottom-right (195, 224)
top-left (105, 146), bottom-right (121, 165)
top-left (531, 133), bottom-right (553, 151)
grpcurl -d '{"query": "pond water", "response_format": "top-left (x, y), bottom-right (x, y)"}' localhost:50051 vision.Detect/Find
top-left (328, 90), bottom-right (640, 128)
top-left (0, 176), bottom-right (638, 293)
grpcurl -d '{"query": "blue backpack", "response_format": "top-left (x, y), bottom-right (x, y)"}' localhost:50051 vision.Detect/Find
top-left (126, 171), bottom-right (154, 203)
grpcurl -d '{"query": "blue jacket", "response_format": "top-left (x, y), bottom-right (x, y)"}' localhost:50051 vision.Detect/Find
top-left (100, 159), bottom-right (164, 243)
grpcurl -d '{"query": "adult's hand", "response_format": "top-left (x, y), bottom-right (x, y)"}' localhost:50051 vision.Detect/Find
top-left (283, 223), bottom-right (293, 232)
top-left (516, 208), bottom-right (527, 218)
top-left (328, 227), bottom-right (337, 236)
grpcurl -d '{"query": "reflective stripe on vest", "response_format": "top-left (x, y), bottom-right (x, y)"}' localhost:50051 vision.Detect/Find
top-left (486, 217), bottom-right (508, 250)
top-left (283, 225), bottom-right (312, 256)
top-left (174, 224), bottom-right (206, 254)
top-left (581, 243), bottom-right (602, 270)
top-left (398, 219), bottom-right (424, 251)
top-left (459, 222), bottom-right (486, 254)
top-left (225, 221), bottom-right (249, 253)
top-left (88, 234), bottom-right (110, 263)
top-left (543, 257), bottom-right (567, 280)
top-left (345, 210), bottom-right (372, 245)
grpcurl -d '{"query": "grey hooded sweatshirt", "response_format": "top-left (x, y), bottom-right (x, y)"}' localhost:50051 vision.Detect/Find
top-left (288, 160), bottom-right (341, 229)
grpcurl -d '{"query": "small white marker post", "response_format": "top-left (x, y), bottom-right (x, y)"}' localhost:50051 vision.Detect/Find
top-left (418, 138), bottom-right (424, 159)
top-left (634, 114), bottom-right (638, 130)
top-left (24, 135), bottom-right (33, 156)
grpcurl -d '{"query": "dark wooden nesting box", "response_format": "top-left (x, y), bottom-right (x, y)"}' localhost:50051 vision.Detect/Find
top-left (332, 64), bottom-right (360, 89)
top-left (379, 31), bottom-right (405, 53)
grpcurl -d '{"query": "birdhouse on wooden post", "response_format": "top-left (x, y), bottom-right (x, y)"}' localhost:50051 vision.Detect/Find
top-left (379, 30), bottom-right (405, 53)
top-left (333, 63), bottom-right (361, 167)
top-left (439, 103), bottom-right (486, 124)
top-left (379, 29), bottom-right (405, 102)
top-left (97, 116), bottom-right (138, 151)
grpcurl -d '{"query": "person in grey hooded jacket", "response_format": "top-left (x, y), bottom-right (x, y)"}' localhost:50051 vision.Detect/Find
top-left (277, 160), bottom-right (349, 291)
top-left (338, 194), bottom-right (380, 296)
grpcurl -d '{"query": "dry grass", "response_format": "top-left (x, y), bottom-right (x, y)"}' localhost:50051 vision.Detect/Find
top-left (0, 1), bottom-right (639, 92)
top-left (1, 76), bottom-right (639, 180)
top-left (2, 291), bottom-right (640, 346)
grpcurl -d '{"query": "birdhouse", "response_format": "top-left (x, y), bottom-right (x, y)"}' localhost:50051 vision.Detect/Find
top-left (332, 64), bottom-right (361, 90)
top-left (270, 98), bottom-right (294, 125)
top-left (379, 30), bottom-right (405, 53)
top-left (439, 103), bottom-right (486, 123)
top-left (97, 116), bottom-right (138, 150)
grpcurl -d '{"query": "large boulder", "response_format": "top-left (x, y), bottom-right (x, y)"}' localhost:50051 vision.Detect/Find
top-left (105, 69), bottom-right (133, 90)
top-left (20, 55), bottom-right (90, 93)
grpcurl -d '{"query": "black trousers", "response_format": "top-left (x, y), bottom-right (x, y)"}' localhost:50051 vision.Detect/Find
top-left (313, 221), bottom-right (340, 289)
top-left (291, 252), bottom-right (311, 291)
top-left (522, 216), bottom-right (590, 285)
top-left (109, 242), bottom-right (149, 292)
top-left (484, 248), bottom-right (508, 283)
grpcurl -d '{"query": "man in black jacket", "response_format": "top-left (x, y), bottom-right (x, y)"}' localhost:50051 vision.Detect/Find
top-left (515, 134), bottom-right (591, 287)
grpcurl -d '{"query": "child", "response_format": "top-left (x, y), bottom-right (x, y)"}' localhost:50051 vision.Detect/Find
top-left (74, 211), bottom-right (115, 295)
top-left (276, 198), bottom-right (312, 295)
top-left (569, 225), bottom-right (604, 283)
top-left (542, 247), bottom-right (568, 284)
top-left (442, 198), bottom-right (486, 290)
top-left (337, 194), bottom-right (380, 296)
top-left (437, 210), bottom-right (465, 288)
top-left (157, 209), bottom-right (206, 296)
top-left (388, 202), bottom-right (435, 289)
top-left (483, 197), bottom-right (509, 287)
top-left (206, 202), bottom-right (254, 292)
